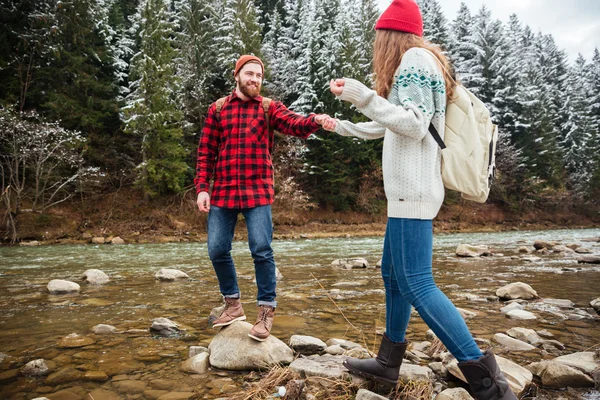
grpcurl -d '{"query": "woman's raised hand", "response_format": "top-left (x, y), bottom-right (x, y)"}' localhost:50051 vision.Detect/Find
top-left (329, 79), bottom-right (345, 96)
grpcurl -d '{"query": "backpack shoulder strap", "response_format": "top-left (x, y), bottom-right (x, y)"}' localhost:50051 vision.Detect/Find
top-left (428, 123), bottom-right (446, 150)
top-left (215, 96), bottom-right (230, 118)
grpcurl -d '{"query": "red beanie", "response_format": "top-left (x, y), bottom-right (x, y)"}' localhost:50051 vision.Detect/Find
top-left (234, 55), bottom-right (264, 76)
top-left (375, 0), bottom-right (423, 37)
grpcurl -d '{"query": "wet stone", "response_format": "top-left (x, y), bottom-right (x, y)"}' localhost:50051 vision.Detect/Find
top-left (87, 388), bottom-right (121, 400)
top-left (57, 333), bottom-right (96, 348)
top-left (112, 379), bottom-right (147, 394)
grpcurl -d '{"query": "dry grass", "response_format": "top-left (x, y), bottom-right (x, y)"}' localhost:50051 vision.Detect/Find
top-left (391, 379), bottom-right (434, 399)
top-left (427, 336), bottom-right (447, 358)
top-left (231, 364), bottom-right (301, 400)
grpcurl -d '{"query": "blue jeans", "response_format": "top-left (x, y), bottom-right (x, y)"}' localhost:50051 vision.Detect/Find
top-left (381, 218), bottom-right (482, 362)
top-left (207, 205), bottom-right (277, 307)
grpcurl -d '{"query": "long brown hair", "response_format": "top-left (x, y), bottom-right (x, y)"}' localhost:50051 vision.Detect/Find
top-left (373, 30), bottom-right (456, 101)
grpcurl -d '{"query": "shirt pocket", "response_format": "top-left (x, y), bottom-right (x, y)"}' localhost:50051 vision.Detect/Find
top-left (248, 118), bottom-right (267, 143)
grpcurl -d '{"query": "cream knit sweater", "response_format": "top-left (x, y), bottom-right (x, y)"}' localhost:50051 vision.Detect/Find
top-left (334, 47), bottom-right (446, 219)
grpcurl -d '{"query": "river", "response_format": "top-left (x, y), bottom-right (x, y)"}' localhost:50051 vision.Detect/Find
top-left (1, 228), bottom-right (599, 399)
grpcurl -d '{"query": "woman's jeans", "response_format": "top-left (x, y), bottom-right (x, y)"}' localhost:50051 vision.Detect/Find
top-left (382, 218), bottom-right (482, 362)
top-left (207, 205), bottom-right (277, 307)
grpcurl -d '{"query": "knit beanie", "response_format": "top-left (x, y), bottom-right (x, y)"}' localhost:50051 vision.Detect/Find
top-left (234, 55), bottom-right (264, 76)
top-left (375, 0), bottom-right (423, 37)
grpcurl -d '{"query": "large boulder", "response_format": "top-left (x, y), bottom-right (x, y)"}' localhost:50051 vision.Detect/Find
top-left (47, 279), bottom-right (80, 294)
top-left (496, 282), bottom-right (538, 300)
top-left (82, 269), bottom-right (109, 284)
top-left (528, 360), bottom-right (594, 388)
top-left (155, 268), bottom-right (190, 281)
top-left (446, 354), bottom-right (532, 397)
top-left (578, 255), bottom-right (600, 264)
top-left (208, 321), bottom-right (293, 370)
top-left (455, 244), bottom-right (491, 257)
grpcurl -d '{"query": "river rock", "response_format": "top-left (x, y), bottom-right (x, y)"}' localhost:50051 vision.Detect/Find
top-left (111, 236), bottom-right (125, 244)
top-left (537, 339), bottom-right (565, 351)
top-left (84, 370), bottom-right (109, 381)
top-left (518, 246), bottom-right (532, 254)
top-left (578, 255), bottom-right (600, 264)
top-left (47, 279), bottom-right (80, 294)
top-left (534, 240), bottom-right (558, 250)
top-left (506, 327), bottom-right (541, 344)
top-left (150, 318), bottom-right (182, 336)
top-left (505, 309), bottom-right (536, 320)
top-left (590, 298), bottom-right (600, 314)
top-left (156, 393), bottom-right (196, 400)
top-left (542, 298), bottom-right (574, 308)
top-left (447, 353), bottom-right (532, 396)
top-left (289, 354), bottom-right (359, 382)
top-left (20, 240), bottom-right (40, 246)
top-left (528, 360), bottom-right (594, 388)
top-left (92, 237), bottom-right (106, 244)
top-left (575, 247), bottom-right (592, 254)
top-left (493, 333), bottom-right (536, 351)
top-left (496, 282), bottom-right (538, 300)
top-left (289, 335), bottom-right (327, 355)
top-left (553, 352), bottom-right (600, 374)
top-left (356, 388), bottom-right (388, 400)
top-left (436, 388), bottom-right (473, 400)
top-left (325, 344), bottom-right (345, 355)
top-left (188, 346), bottom-right (209, 358)
top-left (331, 258), bottom-right (369, 269)
top-left (521, 256), bottom-right (542, 262)
top-left (92, 324), bottom-right (118, 334)
top-left (82, 269), bottom-right (109, 284)
top-left (57, 333), bottom-right (96, 348)
top-left (457, 308), bottom-right (477, 320)
top-left (500, 302), bottom-right (524, 314)
top-left (455, 244), bottom-right (491, 257)
top-left (399, 362), bottom-right (434, 381)
top-left (326, 338), bottom-right (362, 350)
top-left (21, 359), bottom-right (50, 376)
top-left (154, 268), bottom-right (190, 281)
top-left (45, 366), bottom-right (84, 384)
top-left (87, 389), bottom-right (121, 400)
top-left (208, 321), bottom-right (293, 370)
top-left (112, 379), bottom-right (148, 394)
top-left (179, 352), bottom-right (209, 374)
top-left (551, 245), bottom-right (575, 254)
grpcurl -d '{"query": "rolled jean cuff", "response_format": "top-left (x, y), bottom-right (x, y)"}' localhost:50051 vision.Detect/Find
top-left (224, 293), bottom-right (240, 299)
top-left (258, 300), bottom-right (277, 308)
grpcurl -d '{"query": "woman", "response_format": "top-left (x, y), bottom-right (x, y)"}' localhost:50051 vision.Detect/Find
top-left (323, 1), bottom-right (517, 399)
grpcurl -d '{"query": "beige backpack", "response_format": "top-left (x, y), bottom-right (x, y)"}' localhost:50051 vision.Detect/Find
top-left (423, 50), bottom-right (498, 203)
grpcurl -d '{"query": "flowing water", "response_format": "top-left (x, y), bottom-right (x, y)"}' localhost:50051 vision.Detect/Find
top-left (0, 228), bottom-right (599, 399)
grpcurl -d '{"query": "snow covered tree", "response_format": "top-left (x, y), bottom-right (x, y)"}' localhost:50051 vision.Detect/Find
top-left (122, 0), bottom-right (187, 197)
top-left (587, 48), bottom-right (600, 200)
top-left (214, 0), bottom-right (263, 86)
top-left (447, 2), bottom-right (474, 71)
top-left (418, 0), bottom-right (450, 49)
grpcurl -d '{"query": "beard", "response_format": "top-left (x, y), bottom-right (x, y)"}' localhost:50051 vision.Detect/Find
top-left (239, 80), bottom-right (261, 98)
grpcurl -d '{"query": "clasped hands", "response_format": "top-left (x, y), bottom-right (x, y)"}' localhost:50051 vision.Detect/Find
top-left (314, 78), bottom-right (347, 132)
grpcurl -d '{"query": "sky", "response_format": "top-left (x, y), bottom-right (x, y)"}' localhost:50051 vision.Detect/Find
top-left (377, 0), bottom-right (600, 63)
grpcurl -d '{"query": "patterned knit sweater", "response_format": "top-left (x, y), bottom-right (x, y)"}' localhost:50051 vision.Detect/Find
top-left (334, 47), bottom-right (446, 219)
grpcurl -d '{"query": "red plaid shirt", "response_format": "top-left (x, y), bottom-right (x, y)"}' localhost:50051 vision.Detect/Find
top-left (195, 91), bottom-right (320, 209)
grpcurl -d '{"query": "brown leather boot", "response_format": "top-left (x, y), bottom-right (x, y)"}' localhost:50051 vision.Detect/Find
top-left (458, 350), bottom-right (518, 400)
top-left (212, 297), bottom-right (246, 328)
top-left (343, 333), bottom-right (407, 385)
top-left (248, 305), bottom-right (274, 341)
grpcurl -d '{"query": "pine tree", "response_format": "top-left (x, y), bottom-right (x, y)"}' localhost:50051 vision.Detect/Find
top-left (417, 0), bottom-right (450, 49)
top-left (122, 0), bottom-right (187, 197)
top-left (583, 48), bottom-right (600, 200)
top-left (447, 2), bottom-right (474, 70)
top-left (560, 55), bottom-right (594, 193)
top-left (214, 0), bottom-right (263, 87)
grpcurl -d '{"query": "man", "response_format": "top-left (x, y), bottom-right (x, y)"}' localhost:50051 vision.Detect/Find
top-left (195, 55), bottom-right (330, 341)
